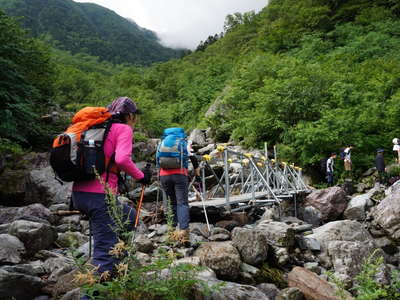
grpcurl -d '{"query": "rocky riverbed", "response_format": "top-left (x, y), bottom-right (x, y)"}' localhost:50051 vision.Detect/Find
top-left (1, 137), bottom-right (399, 300)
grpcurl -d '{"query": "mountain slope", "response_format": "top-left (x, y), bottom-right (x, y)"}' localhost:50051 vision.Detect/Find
top-left (0, 0), bottom-right (185, 65)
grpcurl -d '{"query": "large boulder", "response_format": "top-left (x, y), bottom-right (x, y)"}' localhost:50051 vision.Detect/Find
top-left (189, 129), bottom-right (207, 146)
top-left (25, 166), bottom-right (72, 206)
top-left (288, 267), bottom-right (353, 300)
top-left (304, 187), bottom-right (347, 222)
top-left (328, 241), bottom-right (379, 283)
top-left (194, 242), bottom-right (241, 280)
top-left (8, 220), bottom-right (58, 255)
top-left (304, 220), bottom-right (374, 268)
top-left (372, 181), bottom-right (400, 241)
top-left (0, 203), bottom-right (52, 225)
top-left (0, 234), bottom-right (25, 264)
top-left (0, 269), bottom-right (44, 300)
top-left (231, 227), bottom-right (269, 266)
top-left (256, 220), bottom-right (295, 247)
top-left (344, 193), bottom-right (371, 221)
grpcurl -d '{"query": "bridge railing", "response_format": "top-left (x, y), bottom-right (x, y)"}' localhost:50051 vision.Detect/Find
top-left (190, 145), bottom-right (309, 212)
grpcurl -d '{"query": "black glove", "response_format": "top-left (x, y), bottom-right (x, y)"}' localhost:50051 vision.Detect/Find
top-left (138, 165), bottom-right (152, 185)
top-left (195, 175), bottom-right (202, 183)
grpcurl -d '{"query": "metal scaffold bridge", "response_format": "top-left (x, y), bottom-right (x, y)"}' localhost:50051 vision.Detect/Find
top-left (187, 145), bottom-right (310, 216)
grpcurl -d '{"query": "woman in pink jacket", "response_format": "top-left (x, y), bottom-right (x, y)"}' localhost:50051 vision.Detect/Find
top-left (72, 97), bottom-right (152, 276)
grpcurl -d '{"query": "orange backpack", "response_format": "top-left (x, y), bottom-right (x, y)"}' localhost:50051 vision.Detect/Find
top-left (50, 107), bottom-right (114, 182)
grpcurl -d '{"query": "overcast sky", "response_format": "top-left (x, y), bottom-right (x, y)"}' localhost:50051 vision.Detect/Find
top-left (74, 0), bottom-right (267, 49)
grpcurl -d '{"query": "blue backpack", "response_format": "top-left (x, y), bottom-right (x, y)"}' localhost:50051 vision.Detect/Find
top-left (156, 128), bottom-right (188, 169)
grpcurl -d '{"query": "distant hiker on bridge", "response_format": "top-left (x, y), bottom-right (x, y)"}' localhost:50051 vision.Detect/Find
top-left (326, 152), bottom-right (337, 186)
top-left (70, 97), bottom-right (152, 277)
top-left (157, 129), bottom-right (200, 244)
top-left (375, 148), bottom-right (386, 185)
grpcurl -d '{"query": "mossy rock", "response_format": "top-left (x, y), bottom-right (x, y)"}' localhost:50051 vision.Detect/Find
top-left (256, 263), bottom-right (288, 289)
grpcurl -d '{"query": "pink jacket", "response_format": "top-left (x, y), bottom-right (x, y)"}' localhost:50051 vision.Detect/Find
top-left (73, 123), bottom-right (144, 194)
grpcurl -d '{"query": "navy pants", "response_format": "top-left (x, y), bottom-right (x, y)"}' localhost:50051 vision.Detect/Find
top-left (72, 191), bottom-right (136, 274)
top-left (160, 174), bottom-right (190, 230)
top-left (327, 171), bottom-right (334, 186)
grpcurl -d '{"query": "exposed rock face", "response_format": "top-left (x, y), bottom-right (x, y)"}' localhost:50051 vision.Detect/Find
top-left (8, 220), bottom-right (58, 255)
top-left (288, 267), bottom-right (353, 300)
top-left (232, 227), bottom-right (269, 266)
top-left (256, 221), bottom-right (295, 247)
top-left (25, 166), bottom-right (72, 206)
top-left (194, 242), bottom-right (241, 280)
top-left (0, 269), bottom-right (44, 300)
top-left (372, 181), bottom-right (400, 241)
top-left (0, 234), bottom-right (26, 264)
top-left (304, 187), bottom-right (347, 222)
top-left (304, 220), bottom-right (375, 268)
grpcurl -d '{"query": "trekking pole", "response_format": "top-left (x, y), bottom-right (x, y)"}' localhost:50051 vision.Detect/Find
top-left (134, 185), bottom-right (146, 228)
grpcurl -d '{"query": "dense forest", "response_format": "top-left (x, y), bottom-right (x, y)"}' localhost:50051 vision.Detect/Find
top-left (0, 0), bottom-right (187, 65)
top-left (2, 0), bottom-right (400, 179)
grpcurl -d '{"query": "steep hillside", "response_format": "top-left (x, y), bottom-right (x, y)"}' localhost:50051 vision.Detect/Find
top-left (0, 0), bottom-right (185, 65)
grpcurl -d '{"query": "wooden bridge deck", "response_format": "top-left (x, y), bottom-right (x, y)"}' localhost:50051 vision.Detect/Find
top-left (189, 191), bottom-right (276, 208)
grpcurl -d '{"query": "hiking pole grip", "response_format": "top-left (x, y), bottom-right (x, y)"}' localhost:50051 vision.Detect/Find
top-left (134, 185), bottom-right (146, 227)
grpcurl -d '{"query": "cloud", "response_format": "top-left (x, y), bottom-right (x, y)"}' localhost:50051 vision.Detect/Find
top-left (74, 0), bottom-right (267, 49)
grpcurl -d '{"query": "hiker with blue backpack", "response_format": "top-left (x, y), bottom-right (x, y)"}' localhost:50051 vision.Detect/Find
top-left (156, 128), bottom-right (200, 244)
top-left (51, 97), bottom-right (152, 285)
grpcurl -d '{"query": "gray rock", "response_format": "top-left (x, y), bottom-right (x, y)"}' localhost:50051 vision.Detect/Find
top-left (0, 234), bottom-right (25, 264)
top-left (372, 182), bottom-right (400, 241)
top-left (232, 227), bottom-right (268, 266)
top-left (256, 220), bottom-right (295, 247)
top-left (189, 129), bottom-right (207, 146)
top-left (58, 215), bottom-right (81, 226)
top-left (134, 235), bottom-right (154, 253)
top-left (277, 287), bottom-right (304, 300)
top-left (198, 144), bottom-right (216, 155)
top-left (303, 262), bottom-right (320, 275)
top-left (194, 241), bottom-right (241, 280)
top-left (0, 223), bottom-right (10, 234)
top-left (43, 256), bottom-right (74, 282)
top-left (1, 264), bottom-right (41, 276)
top-left (0, 203), bottom-right (52, 225)
top-left (306, 220), bottom-right (375, 268)
top-left (155, 224), bottom-right (169, 235)
top-left (344, 191), bottom-right (374, 221)
top-left (57, 231), bottom-right (88, 248)
top-left (60, 288), bottom-right (80, 300)
top-left (8, 220), bottom-right (58, 255)
top-left (56, 223), bottom-right (80, 233)
top-left (25, 166), bottom-right (72, 206)
top-left (300, 206), bottom-right (322, 227)
top-left (257, 283), bottom-right (279, 300)
top-left (259, 207), bottom-right (280, 222)
top-left (298, 236), bottom-right (321, 251)
top-left (328, 240), bottom-right (379, 284)
top-left (208, 233), bottom-right (230, 241)
top-left (190, 222), bottom-right (212, 238)
top-left (0, 269), bottom-right (44, 300)
top-left (194, 278), bottom-right (269, 300)
top-left (211, 227), bottom-right (230, 236)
